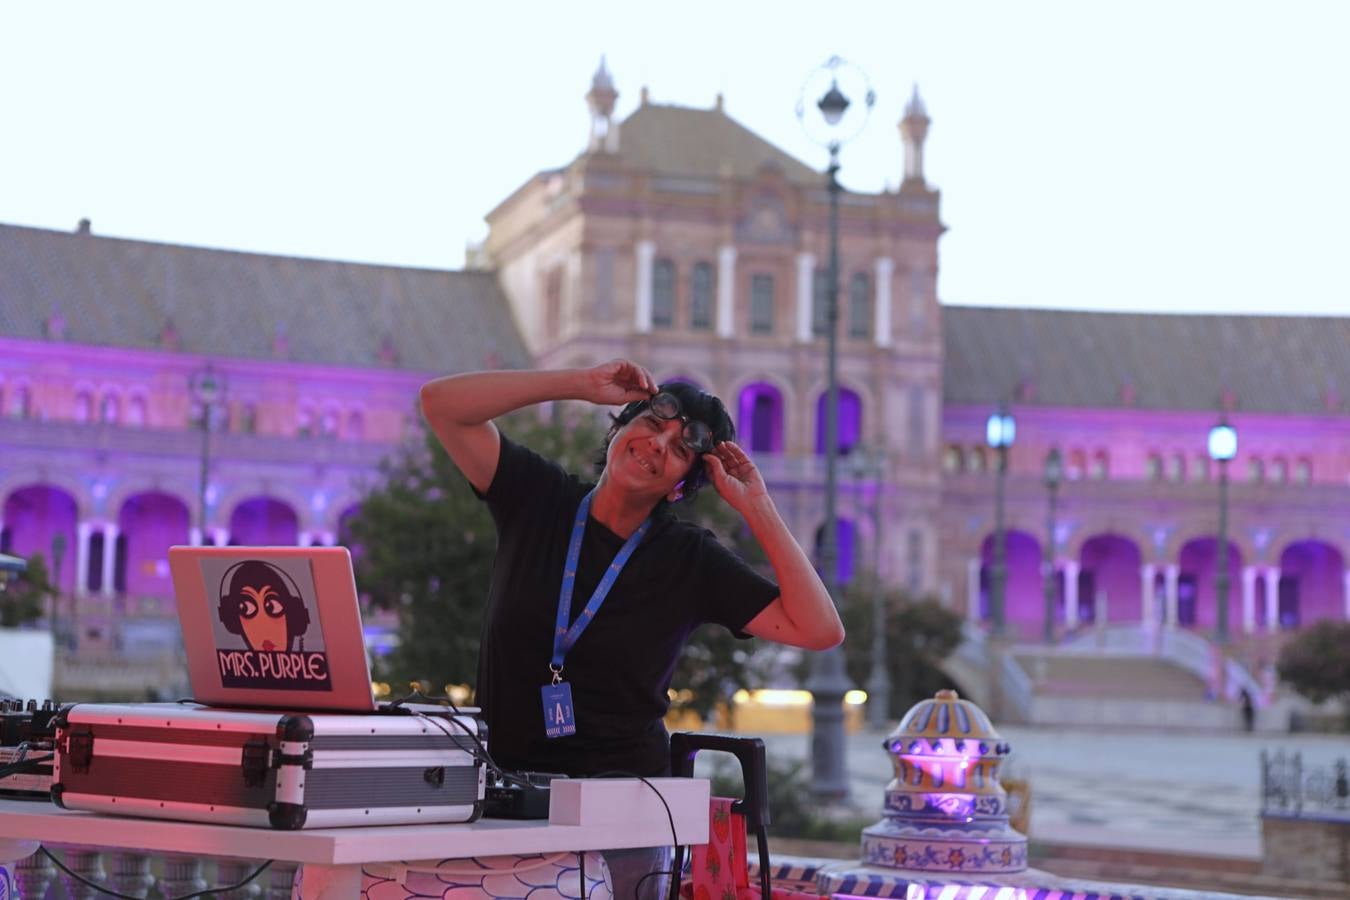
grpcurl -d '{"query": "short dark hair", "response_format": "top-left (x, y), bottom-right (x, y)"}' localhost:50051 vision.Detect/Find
top-left (595, 381), bottom-right (735, 505)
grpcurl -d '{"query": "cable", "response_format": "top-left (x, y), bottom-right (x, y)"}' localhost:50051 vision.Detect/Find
top-left (591, 770), bottom-right (682, 900)
top-left (0, 753), bottom-right (54, 779)
top-left (633, 867), bottom-right (677, 900)
top-left (39, 847), bottom-right (273, 900)
top-left (391, 691), bottom-right (544, 793)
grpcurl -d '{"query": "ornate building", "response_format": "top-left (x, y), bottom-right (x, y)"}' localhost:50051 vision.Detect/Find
top-left (3, 62), bottom-right (1348, 707)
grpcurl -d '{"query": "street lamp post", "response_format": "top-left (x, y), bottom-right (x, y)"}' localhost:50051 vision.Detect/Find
top-left (1042, 448), bottom-right (1062, 643)
top-left (1208, 419), bottom-right (1237, 644)
top-left (850, 448), bottom-right (892, 729)
top-left (986, 408), bottom-right (1016, 637)
top-left (189, 366), bottom-right (227, 544)
top-left (797, 56), bottom-right (874, 801)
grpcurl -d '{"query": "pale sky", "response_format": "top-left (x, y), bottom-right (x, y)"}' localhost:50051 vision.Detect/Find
top-left (3, 1), bottom-right (1347, 316)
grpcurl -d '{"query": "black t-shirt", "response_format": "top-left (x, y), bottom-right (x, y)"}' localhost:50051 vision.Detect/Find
top-left (474, 434), bottom-right (779, 777)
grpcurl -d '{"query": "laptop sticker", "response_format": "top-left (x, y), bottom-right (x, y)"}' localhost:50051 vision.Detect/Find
top-left (202, 556), bottom-right (333, 692)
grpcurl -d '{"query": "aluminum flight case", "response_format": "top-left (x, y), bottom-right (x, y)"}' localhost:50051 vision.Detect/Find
top-left (51, 702), bottom-right (485, 829)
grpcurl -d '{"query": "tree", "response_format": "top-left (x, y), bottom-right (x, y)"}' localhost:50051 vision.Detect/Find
top-left (345, 410), bottom-right (770, 715)
top-left (1277, 620), bottom-right (1350, 706)
top-left (837, 573), bottom-right (964, 718)
top-left (0, 553), bottom-right (52, 628)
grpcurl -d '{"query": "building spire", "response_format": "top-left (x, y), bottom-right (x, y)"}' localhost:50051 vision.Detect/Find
top-left (899, 83), bottom-right (931, 186)
top-left (586, 56), bottom-right (620, 154)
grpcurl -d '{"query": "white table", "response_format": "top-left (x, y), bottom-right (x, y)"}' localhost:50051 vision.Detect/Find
top-left (0, 779), bottom-right (710, 900)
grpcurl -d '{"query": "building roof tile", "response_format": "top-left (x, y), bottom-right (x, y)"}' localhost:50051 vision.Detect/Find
top-left (943, 305), bottom-right (1350, 414)
top-left (0, 223), bottom-right (529, 372)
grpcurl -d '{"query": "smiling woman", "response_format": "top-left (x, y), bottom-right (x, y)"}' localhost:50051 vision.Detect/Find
top-left (416, 356), bottom-right (843, 791)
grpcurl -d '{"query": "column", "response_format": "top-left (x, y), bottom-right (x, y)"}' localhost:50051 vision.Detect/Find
top-left (794, 252), bottom-right (815, 343)
top-left (634, 239), bottom-right (655, 333)
top-left (1063, 560), bottom-right (1081, 628)
top-left (211, 527), bottom-right (231, 547)
top-left (716, 245), bottom-right (737, 338)
top-left (1241, 566), bottom-right (1258, 635)
top-left (1263, 567), bottom-right (1280, 632)
top-left (1164, 564), bottom-right (1180, 627)
top-left (188, 526), bottom-right (203, 547)
top-left (873, 257), bottom-right (893, 348)
top-left (101, 523), bottom-right (119, 598)
top-left (298, 531), bottom-right (315, 548)
top-left (75, 520), bottom-right (94, 598)
top-left (966, 557), bottom-right (981, 623)
top-left (1140, 563), bottom-right (1157, 627)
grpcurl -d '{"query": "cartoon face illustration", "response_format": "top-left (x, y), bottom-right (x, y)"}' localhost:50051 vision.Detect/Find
top-left (217, 560), bottom-right (311, 652)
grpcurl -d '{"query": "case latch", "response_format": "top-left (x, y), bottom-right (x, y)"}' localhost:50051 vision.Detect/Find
top-left (67, 725), bottom-right (95, 773)
top-left (241, 738), bottom-right (272, 787)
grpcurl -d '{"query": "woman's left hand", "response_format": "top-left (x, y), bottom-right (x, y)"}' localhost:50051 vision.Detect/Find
top-left (703, 441), bottom-right (769, 513)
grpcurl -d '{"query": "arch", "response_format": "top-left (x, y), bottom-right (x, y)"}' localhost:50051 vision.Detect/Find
top-left (126, 394), bottom-right (147, 428)
top-left (100, 392), bottom-right (121, 425)
top-left (737, 381), bottom-right (785, 454)
top-left (73, 390), bottom-right (93, 424)
top-left (813, 518), bottom-right (857, 585)
top-left (345, 409), bottom-right (365, 441)
top-left (942, 445), bottom-right (964, 474)
top-left (814, 387), bottom-right (862, 456)
top-left (1277, 540), bottom-right (1345, 629)
top-left (8, 382), bottom-right (33, 419)
top-left (1178, 536), bottom-right (1243, 631)
top-left (1078, 533), bottom-right (1144, 626)
top-left (117, 491), bottom-right (191, 598)
top-left (1063, 523), bottom-right (1151, 563)
top-left (228, 496), bottom-right (300, 547)
top-left (979, 530), bottom-right (1042, 637)
top-left (2, 484), bottom-right (80, 593)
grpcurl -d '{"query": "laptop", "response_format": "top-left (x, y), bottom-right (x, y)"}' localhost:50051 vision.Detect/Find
top-left (168, 545), bottom-right (378, 712)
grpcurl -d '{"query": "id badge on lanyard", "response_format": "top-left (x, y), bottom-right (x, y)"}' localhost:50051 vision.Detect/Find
top-left (544, 489), bottom-right (649, 739)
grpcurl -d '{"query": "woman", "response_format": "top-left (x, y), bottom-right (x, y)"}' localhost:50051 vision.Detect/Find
top-left (419, 358), bottom-right (843, 897)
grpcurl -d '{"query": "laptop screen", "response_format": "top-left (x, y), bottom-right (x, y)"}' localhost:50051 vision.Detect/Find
top-left (169, 546), bottom-right (377, 712)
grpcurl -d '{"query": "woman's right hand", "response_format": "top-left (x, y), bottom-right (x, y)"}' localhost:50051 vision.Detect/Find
top-left (584, 359), bottom-right (658, 406)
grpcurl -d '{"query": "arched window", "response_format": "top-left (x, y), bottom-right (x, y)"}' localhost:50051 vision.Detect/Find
top-left (1294, 458), bottom-right (1312, 484)
top-left (690, 262), bottom-right (713, 330)
top-left (346, 410), bottom-right (365, 440)
top-left (1247, 458), bottom-right (1265, 484)
top-left (100, 393), bottom-right (120, 425)
top-left (815, 388), bottom-right (862, 456)
top-left (811, 269), bottom-right (830, 336)
top-left (74, 391), bottom-right (92, 424)
top-left (1089, 450), bottom-right (1110, 480)
top-left (319, 407), bottom-right (340, 438)
top-left (1269, 457), bottom-right (1288, 484)
top-left (943, 445), bottom-right (965, 474)
top-left (297, 407), bottom-right (314, 438)
top-left (750, 275), bottom-right (775, 334)
top-left (12, 384), bottom-right (32, 419)
top-left (1166, 452), bottom-right (1186, 482)
top-left (1146, 454), bottom-right (1163, 481)
top-left (1192, 455), bottom-right (1210, 482)
top-left (126, 395), bottom-right (147, 428)
top-left (1068, 449), bottom-right (1086, 480)
top-left (968, 446), bottom-right (987, 474)
top-left (848, 272), bottom-right (871, 339)
top-left (652, 259), bottom-right (675, 328)
top-left (240, 403), bottom-right (258, 435)
top-left (737, 383), bottom-right (784, 453)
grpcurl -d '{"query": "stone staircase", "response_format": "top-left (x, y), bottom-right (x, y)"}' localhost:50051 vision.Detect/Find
top-left (1013, 651), bottom-right (1238, 729)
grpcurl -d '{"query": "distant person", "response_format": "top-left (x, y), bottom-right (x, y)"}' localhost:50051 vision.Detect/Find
top-left (1240, 689), bottom-right (1254, 732)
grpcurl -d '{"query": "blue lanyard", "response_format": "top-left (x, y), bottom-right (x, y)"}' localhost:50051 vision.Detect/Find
top-left (551, 488), bottom-right (650, 682)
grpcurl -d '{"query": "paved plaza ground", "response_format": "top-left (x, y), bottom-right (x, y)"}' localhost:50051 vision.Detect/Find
top-left (744, 724), bottom-right (1349, 860)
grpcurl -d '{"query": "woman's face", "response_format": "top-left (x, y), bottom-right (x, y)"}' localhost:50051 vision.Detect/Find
top-left (605, 411), bottom-right (698, 501)
top-left (237, 583), bottom-right (290, 652)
